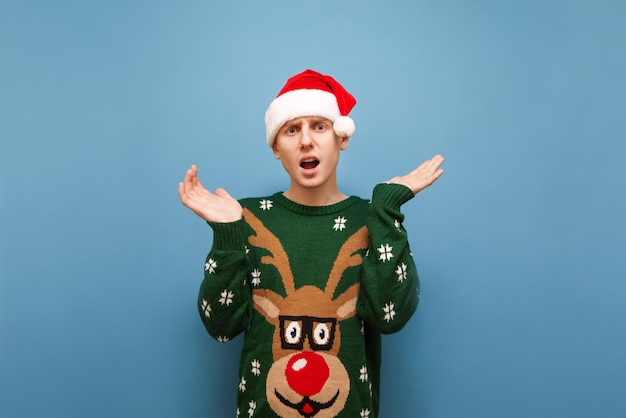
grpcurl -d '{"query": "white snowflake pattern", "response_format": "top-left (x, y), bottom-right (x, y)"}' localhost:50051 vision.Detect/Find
top-left (251, 359), bottom-right (261, 376)
top-left (395, 263), bottom-right (408, 282)
top-left (205, 258), bottom-right (217, 274)
top-left (359, 365), bottom-right (368, 382)
top-left (239, 376), bottom-right (247, 392)
top-left (245, 246), bottom-right (250, 254)
top-left (236, 408), bottom-right (240, 417)
top-left (360, 320), bottom-right (365, 335)
top-left (250, 269), bottom-right (261, 286)
top-left (361, 409), bottom-right (371, 417)
top-left (377, 243), bottom-right (394, 262)
top-left (259, 199), bottom-right (273, 211)
top-left (201, 299), bottom-right (212, 318)
top-left (394, 219), bottom-right (402, 230)
top-left (216, 335), bottom-right (230, 343)
top-left (248, 400), bottom-right (256, 417)
top-left (333, 216), bottom-right (347, 231)
top-left (219, 289), bottom-right (234, 305)
top-left (383, 302), bottom-right (396, 322)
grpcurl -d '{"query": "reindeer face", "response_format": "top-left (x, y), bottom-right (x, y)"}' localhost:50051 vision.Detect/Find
top-left (244, 208), bottom-right (369, 417)
top-left (253, 284), bottom-right (359, 417)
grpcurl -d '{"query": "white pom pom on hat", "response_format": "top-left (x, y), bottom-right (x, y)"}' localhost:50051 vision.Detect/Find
top-left (333, 115), bottom-right (355, 138)
top-left (264, 69), bottom-right (356, 147)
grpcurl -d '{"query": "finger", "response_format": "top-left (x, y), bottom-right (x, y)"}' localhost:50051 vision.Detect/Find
top-left (409, 158), bottom-right (435, 176)
top-left (407, 163), bottom-right (431, 179)
top-left (416, 155), bottom-right (444, 176)
top-left (183, 166), bottom-right (195, 193)
top-left (430, 168), bottom-right (444, 183)
top-left (190, 165), bottom-right (200, 188)
top-left (428, 155), bottom-right (445, 172)
top-left (425, 154), bottom-right (444, 168)
top-left (422, 168), bottom-right (445, 189)
top-left (193, 179), bottom-right (207, 194)
top-left (178, 182), bottom-right (188, 203)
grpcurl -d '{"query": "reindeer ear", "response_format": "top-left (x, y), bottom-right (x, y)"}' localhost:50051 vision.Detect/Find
top-left (335, 283), bottom-right (360, 320)
top-left (253, 290), bottom-right (282, 320)
top-left (337, 297), bottom-right (358, 319)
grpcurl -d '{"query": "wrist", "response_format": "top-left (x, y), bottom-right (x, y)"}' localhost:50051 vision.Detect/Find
top-left (207, 219), bottom-right (246, 250)
top-left (372, 183), bottom-right (415, 209)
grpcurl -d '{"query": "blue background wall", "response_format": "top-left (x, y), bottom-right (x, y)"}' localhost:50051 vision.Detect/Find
top-left (1, 1), bottom-right (625, 417)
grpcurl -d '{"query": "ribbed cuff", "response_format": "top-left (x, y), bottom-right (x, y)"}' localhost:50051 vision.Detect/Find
top-left (371, 183), bottom-right (415, 209)
top-left (207, 219), bottom-right (247, 251)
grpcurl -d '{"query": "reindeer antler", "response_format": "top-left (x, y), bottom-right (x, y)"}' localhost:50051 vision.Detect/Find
top-left (325, 226), bottom-right (369, 297)
top-left (244, 209), bottom-right (369, 298)
top-left (243, 208), bottom-right (296, 295)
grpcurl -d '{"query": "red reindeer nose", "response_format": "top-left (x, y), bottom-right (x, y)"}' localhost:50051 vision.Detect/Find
top-left (285, 352), bottom-right (329, 397)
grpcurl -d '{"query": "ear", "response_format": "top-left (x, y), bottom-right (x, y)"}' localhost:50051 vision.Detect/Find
top-left (252, 289), bottom-right (283, 320)
top-left (339, 136), bottom-right (350, 151)
top-left (334, 283), bottom-right (360, 320)
top-left (272, 141), bottom-right (281, 159)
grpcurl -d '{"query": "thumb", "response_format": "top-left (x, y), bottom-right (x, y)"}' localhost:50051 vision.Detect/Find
top-left (215, 188), bottom-right (232, 198)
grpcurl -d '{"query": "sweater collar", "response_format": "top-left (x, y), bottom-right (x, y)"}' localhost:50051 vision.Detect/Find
top-left (272, 192), bottom-right (361, 216)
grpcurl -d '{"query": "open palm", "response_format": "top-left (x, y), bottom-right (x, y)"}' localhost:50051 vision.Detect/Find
top-left (178, 165), bottom-right (243, 223)
top-left (386, 154), bottom-right (445, 194)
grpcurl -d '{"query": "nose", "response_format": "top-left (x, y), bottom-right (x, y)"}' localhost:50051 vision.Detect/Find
top-left (300, 127), bottom-right (313, 147)
top-left (285, 352), bottom-right (329, 397)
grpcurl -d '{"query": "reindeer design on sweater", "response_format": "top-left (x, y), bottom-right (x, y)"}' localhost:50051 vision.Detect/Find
top-left (243, 208), bottom-right (369, 418)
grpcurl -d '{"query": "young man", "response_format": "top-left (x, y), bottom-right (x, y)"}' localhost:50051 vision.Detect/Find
top-left (179, 69), bottom-right (444, 417)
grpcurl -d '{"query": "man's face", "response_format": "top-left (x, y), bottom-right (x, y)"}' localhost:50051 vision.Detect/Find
top-left (272, 116), bottom-right (349, 193)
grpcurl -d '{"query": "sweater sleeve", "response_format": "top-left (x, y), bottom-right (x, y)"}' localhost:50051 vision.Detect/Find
top-left (356, 183), bottom-right (420, 334)
top-left (197, 219), bottom-right (252, 342)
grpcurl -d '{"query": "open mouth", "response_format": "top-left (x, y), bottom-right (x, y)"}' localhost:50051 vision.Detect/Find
top-left (300, 158), bottom-right (320, 170)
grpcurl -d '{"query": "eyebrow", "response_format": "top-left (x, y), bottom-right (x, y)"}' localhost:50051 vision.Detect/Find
top-left (284, 120), bottom-right (303, 129)
top-left (282, 117), bottom-right (330, 131)
top-left (308, 117), bottom-right (329, 125)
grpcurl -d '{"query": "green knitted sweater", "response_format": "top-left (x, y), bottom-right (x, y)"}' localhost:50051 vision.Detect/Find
top-left (198, 183), bottom-right (420, 418)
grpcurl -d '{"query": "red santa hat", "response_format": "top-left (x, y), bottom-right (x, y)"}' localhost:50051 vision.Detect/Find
top-left (264, 69), bottom-right (356, 146)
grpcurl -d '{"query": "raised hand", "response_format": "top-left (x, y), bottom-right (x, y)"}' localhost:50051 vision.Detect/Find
top-left (386, 154), bottom-right (445, 195)
top-left (178, 165), bottom-right (243, 223)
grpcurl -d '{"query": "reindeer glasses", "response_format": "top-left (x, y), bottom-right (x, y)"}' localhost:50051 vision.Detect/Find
top-left (279, 316), bottom-right (338, 351)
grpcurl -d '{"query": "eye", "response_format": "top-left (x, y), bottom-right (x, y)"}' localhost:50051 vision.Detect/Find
top-left (315, 123), bottom-right (326, 131)
top-left (285, 321), bottom-right (302, 345)
top-left (313, 322), bottom-right (331, 346)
